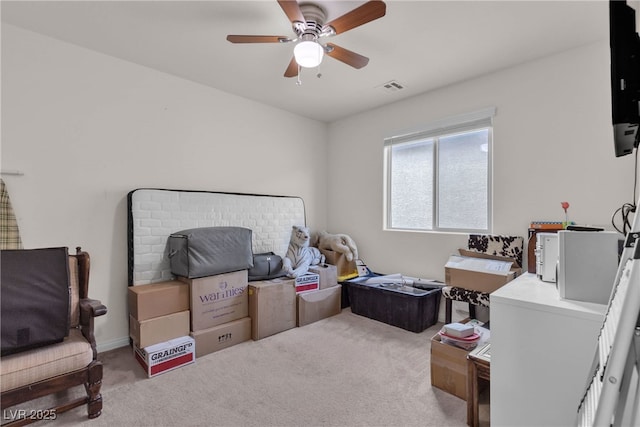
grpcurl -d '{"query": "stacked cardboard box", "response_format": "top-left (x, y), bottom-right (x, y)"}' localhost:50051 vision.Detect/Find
top-left (134, 335), bottom-right (196, 378)
top-left (248, 278), bottom-right (297, 340)
top-left (430, 318), bottom-right (482, 400)
top-left (298, 264), bottom-right (341, 327)
top-left (128, 280), bottom-right (193, 376)
top-left (297, 285), bottom-right (341, 327)
top-left (319, 249), bottom-right (358, 281)
top-left (180, 269), bottom-right (251, 358)
top-left (444, 249), bottom-right (522, 294)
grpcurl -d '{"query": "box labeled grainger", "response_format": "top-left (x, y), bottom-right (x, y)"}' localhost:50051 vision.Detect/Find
top-left (294, 273), bottom-right (320, 293)
top-left (134, 335), bottom-right (195, 378)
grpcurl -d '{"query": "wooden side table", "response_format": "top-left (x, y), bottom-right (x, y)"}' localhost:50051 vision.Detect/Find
top-left (467, 343), bottom-right (491, 427)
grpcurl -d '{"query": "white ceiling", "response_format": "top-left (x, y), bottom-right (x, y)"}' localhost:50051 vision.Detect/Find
top-left (1, 0), bottom-right (609, 123)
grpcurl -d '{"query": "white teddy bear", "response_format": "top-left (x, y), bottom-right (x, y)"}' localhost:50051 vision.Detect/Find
top-left (282, 225), bottom-right (325, 278)
top-left (316, 230), bottom-right (358, 262)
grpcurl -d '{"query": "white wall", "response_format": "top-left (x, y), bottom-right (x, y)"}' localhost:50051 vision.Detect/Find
top-left (0, 24), bottom-right (328, 351)
top-left (327, 41), bottom-right (636, 286)
top-left (3, 24), bottom-right (638, 348)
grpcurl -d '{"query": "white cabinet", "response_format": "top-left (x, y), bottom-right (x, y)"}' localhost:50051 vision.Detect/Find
top-left (490, 273), bottom-right (606, 427)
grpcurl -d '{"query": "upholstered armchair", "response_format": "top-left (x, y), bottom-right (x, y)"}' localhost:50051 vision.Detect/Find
top-left (1, 247), bottom-right (107, 426)
top-left (442, 235), bottom-right (523, 323)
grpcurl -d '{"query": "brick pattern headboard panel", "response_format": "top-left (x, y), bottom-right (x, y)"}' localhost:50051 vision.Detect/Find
top-left (127, 189), bottom-right (305, 286)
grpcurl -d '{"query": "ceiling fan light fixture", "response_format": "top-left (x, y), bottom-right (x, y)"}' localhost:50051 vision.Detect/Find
top-left (294, 40), bottom-right (324, 68)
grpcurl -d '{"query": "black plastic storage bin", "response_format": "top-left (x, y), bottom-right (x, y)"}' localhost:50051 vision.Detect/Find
top-left (347, 279), bottom-right (442, 333)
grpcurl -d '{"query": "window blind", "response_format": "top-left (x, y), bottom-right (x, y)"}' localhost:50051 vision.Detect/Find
top-left (384, 107), bottom-right (496, 146)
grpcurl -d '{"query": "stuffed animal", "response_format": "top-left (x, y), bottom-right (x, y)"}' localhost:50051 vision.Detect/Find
top-left (282, 225), bottom-right (325, 278)
top-left (316, 231), bottom-right (358, 262)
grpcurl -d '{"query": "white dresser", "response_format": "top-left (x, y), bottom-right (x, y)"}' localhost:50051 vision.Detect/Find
top-left (490, 273), bottom-right (607, 427)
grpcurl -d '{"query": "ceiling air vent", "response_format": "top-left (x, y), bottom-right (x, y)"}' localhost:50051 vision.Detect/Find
top-left (378, 80), bottom-right (405, 93)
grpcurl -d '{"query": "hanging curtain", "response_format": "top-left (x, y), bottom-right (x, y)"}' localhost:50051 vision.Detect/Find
top-left (0, 179), bottom-right (23, 249)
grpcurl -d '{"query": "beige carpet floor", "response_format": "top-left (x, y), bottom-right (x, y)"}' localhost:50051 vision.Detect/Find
top-left (16, 308), bottom-right (489, 427)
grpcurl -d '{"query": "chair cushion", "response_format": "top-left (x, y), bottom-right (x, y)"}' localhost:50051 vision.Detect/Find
top-left (0, 329), bottom-right (93, 393)
top-left (441, 286), bottom-right (490, 307)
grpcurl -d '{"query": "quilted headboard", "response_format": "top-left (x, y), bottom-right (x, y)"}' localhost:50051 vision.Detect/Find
top-left (127, 189), bottom-right (306, 285)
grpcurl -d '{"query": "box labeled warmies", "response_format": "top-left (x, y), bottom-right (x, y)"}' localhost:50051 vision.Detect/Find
top-left (134, 335), bottom-right (195, 378)
top-left (129, 310), bottom-right (190, 349)
top-left (190, 317), bottom-right (251, 358)
top-left (248, 278), bottom-right (297, 340)
top-left (128, 280), bottom-right (190, 321)
top-left (180, 270), bottom-right (249, 331)
top-left (297, 285), bottom-right (341, 327)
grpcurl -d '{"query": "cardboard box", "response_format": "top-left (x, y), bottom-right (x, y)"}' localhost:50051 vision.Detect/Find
top-left (180, 270), bottom-right (249, 331)
top-left (319, 249), bottom-right (358, 281)
top-left (309, 264), bottom-right (338, 290)
top-left (295, 273), bottom-right (320, 293)
top-left (129, 310), bottom-right (190, 349)
top-left (248, 278), bottom-right (297, 340)
top-left (297, 285), bottom-right (342, 327)
top-left (128, 280), bottom-right (190, 321)
top-left (190, 317), bottom-right (251, 358)
top-left (444, 249), bottom-right (521, 294)
top-left (134, 335), bottom-right (195, 378)
top-left (430, 330), bottom-right (470, 400)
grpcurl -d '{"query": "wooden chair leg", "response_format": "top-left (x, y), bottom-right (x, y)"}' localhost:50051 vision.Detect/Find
top-left (445, 298), bottom-right (453, 324)
top-left (86, 361), bottom-right (103, 419)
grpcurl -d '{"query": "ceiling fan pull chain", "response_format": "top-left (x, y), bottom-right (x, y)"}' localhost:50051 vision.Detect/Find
top-left (296, 65), bottom-right (302, 86)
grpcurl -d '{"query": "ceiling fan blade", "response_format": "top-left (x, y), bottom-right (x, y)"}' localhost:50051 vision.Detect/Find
top-left (323, 0), bottom-right (386, 35)
top-left (284, 57), bottom-right (299, 78)
top-left (325, 43), bottom-right (369, 69)
top-left (277, 0), bottom-right (305, 24)
top-left (226, 35), bottom-right (290, 43)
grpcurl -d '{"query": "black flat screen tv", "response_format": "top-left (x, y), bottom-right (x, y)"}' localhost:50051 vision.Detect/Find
top-left (610, 1), bottom-right (640, 157)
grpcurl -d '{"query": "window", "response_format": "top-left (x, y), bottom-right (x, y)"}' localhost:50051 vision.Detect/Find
top-left (384, 108), bottom-right (494, 232)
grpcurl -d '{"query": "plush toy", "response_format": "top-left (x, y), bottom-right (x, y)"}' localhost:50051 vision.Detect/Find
top-left (282, 225), bottom-right (325, 278)
top-left (316, 230), bottom-right (358, 262)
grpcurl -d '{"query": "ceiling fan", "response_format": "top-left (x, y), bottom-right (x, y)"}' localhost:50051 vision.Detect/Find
top-left (226, 0), bottom-right (386, 78)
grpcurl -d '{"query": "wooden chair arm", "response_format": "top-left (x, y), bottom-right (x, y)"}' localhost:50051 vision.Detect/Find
top-left (79, 298), bottom-right (107, 323)
top-left (78, 299), bottom-right (106, 359)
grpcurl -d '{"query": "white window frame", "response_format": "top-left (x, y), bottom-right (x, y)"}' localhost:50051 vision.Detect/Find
top-left (383, 107), bottom-right (495, 233)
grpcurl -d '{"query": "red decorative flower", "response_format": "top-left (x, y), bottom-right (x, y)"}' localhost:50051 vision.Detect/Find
top-left (561, 201), bottom-right (570, 213)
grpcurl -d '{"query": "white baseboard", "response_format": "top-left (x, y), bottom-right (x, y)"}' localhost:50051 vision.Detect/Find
top-left (97, 336), bottom-right (130, 353)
